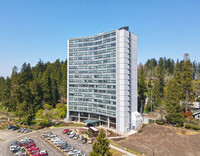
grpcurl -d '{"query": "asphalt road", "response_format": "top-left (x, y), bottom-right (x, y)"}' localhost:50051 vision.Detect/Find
top-left (0, 127), bottom-right (92, 156)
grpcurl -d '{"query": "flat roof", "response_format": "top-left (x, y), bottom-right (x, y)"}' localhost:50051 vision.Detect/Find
top-left (89, 127), bottom-right (98, 132)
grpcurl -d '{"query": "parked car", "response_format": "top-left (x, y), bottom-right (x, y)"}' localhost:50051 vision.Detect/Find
top-left (24, 129), bottom-right (32, 133)
top-left (74, 153), bottom-right (86, 156)
top-left (24, 143), bottom-right (35, 148)
top-left (67, 130), bottom-right (72, 135)
top-left (11, 141), bottom-right (22, 146)
top-left (78, 136), bottom-right (83, 141)
top-left (27, 146), bottom-right (39, 151)
top-left (54, 141), bottom-right (67, 147)
top-left (32, 150), bottom-right (48, 156)
top-left (88, 138), bottom-right (93, 144)
top-left (10, 146), bottom-right (20, 151)
top-left (20, 138), bottom-right (33, 145)
top-left (82, 138), bottom-right (87, 144)
top-left (8, 126), bottom-right (14, 130)
top-left (50, 137), bottom-right (61, 142)
top-left (60, 144), bottom-right (70, 150)
top-left (12, 126), bottom-right (19, 131)
top-left (74, 134), bottom-right (79, 140)
top-left (14, 150), bottom-right (26, 156)
top-left (69, 132), bottom-right (76, 138)
top-left (63, 129), bottom-right (69, 134)
top-left (62, 146), bottom-right (74, 152)
top-left (41, 131), bottom-right (52, 136)
top-left (29, 150), bottom-right (40, 155)
top-left (12, 147), bottom-right (25, 154)
top-left (46, 134), bottom-right (57, 140)
top-left (23, 129), bottom-right (29, 133)
top-left (68, 149), bottom-right (82, 156)
top-left (52, 140), bottom-right (64, 145)
top-left (39, 150), bottom-right (48, 156)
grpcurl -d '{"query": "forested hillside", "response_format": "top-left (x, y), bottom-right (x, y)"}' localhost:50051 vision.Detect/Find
top-left (0, 59), bottom-right (67, 124)
top-left (0, 53), bottom-right (199, 126)
top-left (138, 54), bottom-right (200, 125)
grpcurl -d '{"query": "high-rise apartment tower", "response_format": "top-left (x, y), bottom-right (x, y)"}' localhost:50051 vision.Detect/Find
top-left (67, 27), bottom-right (143, 132)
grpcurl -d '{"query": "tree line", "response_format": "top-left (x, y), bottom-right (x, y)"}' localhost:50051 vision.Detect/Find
top-left (0, 59), bottom-right (67, 124)
top-left (138, 53), bottom-right (200, 126)
top-left (0, 54), bottom-right (199, 126)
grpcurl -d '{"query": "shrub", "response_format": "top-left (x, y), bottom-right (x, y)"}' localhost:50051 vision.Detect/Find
top-left (185, 124), bottom-right (191, 129)
top-left (156, 120), bottom-right (164, 125)
top-left (176, 123), bottom-right (180, 127)
top-left (88, 132), bottom-right (93, 138)
top-left (192, 125), bottom-right (200, 130)
top-left (149, 119), bottom-right (154, 123)
top-left (141, 123), bottom-right (145, 128)
top-left (138, 129), bottom-right (142, 133)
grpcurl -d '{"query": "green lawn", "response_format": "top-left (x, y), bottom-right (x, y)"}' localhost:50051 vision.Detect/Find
top-left (54, 122), bottom-right (85, 127)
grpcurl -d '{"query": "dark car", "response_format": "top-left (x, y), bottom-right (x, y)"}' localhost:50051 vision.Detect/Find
top-left (60, 144), bottom-right (70, 150)
top-left (82, 138), bottom-right (87, 144)
top-left (12, 126), bottom-right (19, 131)
top-left (11, 141), bottom-right (22, 147)
top-left (67, 130), bottom-right (72, 135)
top-left (8, 126), bottom-right (15, 130)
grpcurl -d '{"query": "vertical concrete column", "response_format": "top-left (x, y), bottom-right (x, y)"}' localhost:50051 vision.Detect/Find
top-left (78, 112), bottom-right (80, 122)
top-left (108, 117), bottom-right (110, 129)
top-left (88, 113), bottom-right (90, 119)
top-left (99, 115), bottom-right (101, 126)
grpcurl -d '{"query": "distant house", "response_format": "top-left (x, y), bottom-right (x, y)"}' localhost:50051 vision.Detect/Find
top-left (193, 110), bottom-right (200, 120)
top-left (180, 101), bottom-right (200, 109)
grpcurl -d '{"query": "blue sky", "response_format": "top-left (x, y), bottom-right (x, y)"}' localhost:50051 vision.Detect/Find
top-left (0, 0), bottom-right (200, 77)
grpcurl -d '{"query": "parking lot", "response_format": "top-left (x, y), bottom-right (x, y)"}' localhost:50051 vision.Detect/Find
top-left (0, 127), bottom-right (92, 156)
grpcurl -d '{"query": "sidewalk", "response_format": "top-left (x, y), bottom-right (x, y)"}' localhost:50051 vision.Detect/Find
top-left (110, 144), bottom-right (137, 156)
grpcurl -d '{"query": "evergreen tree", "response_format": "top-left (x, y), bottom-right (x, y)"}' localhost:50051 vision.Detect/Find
top-left (30, 79), bottom-right (43, 113)
top-left (165, 61), bottom-right (186, 125)
top-left (90, 129), bottom-right (112, 156)
top-left (181, 53), bottom-right (193, 112)
top-left (42, 70), bottom-right (52, 106)
top-left (0, 77), bottom-right (5, 102)
top-left (165, 78), bottom-right (184, 125)
top-left (1, 77), bottom-right (11, 110)
top-left (138, 64), bottom-right (147, 101)
top-left (152, 79), bottom-right (162, 106)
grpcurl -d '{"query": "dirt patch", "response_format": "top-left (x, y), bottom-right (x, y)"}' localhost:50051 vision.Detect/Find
top-left (114, 124), bottom-right (200, 156)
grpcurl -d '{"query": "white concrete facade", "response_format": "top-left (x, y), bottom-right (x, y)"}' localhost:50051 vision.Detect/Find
top-left (67, 27), bottom-right (142, 133)
top-left (116, 28), bottom-right (142, 132)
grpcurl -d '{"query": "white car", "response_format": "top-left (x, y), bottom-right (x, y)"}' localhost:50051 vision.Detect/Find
top-left (51, 137), bottom-right (61, 142)
top-left (68, 149), bottom-right (82, 156)
top-left (14, 150), bottom-right (26, 156)
top-left (10, 146), bottom-right (19, 151)
top-left (40, 150), bottom-right (48, 155)
top-left (20, 137), bottom-right (31, 142)
top-left (69, 131), bottom-right (75, 135)
top-left (54, 141), bottom-right (67, 147)
top-left (52, 140), bottom-right (64, 145)
top-left (69, 132), bottom-right (76, 138)
top-left (46, 134), bottom-right (57, 140)
top-left (74, 153), bottom-right (86, 156)
top-left (78, 136), bottom-right (83, 141)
